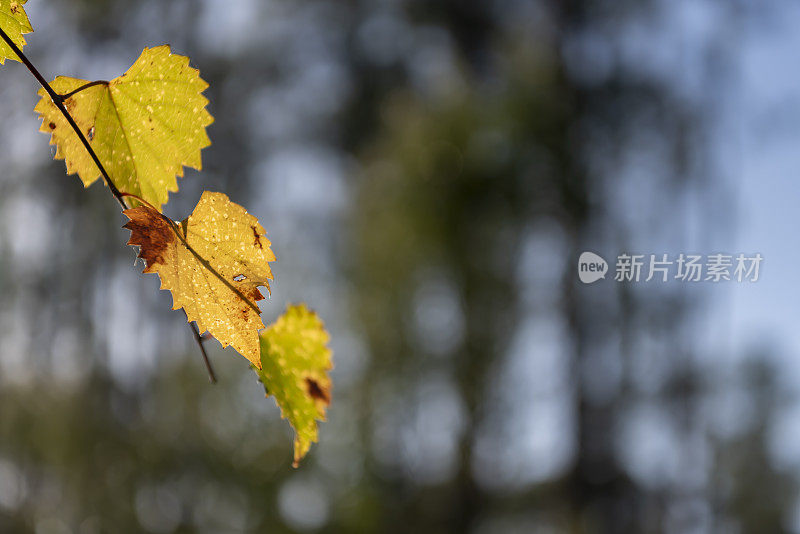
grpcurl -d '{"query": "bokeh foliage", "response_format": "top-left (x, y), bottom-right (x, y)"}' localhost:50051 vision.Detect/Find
top-left (0, 0), bottom-right (794, 533)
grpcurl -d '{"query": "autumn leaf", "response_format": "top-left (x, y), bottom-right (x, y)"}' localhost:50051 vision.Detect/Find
top-left (35, 45), bottom-right (213, 210)
top-left (0, 0), bottom-right (32, 65)
top-left (256, 304), bottom-right (332, 467)
top-left (124, 191), bottom-right (275, 366)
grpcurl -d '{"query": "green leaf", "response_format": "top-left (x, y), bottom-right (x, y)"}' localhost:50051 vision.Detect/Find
top-left (34, 45), bottom-right (213, 211)
top-left (256, 304), bottom-right (333, 467)
top-left (0, 0), bottom-right (32, 65)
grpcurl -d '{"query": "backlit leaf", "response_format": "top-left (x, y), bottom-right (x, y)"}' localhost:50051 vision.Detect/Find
top-left (256, 304), bottom-right (332, 467)
top-left (0, 0), bottom-right (32, 65)
top-left (35, 45), bottom-right (213, 210)
top-left (123, 191), bottom-right (275, 366)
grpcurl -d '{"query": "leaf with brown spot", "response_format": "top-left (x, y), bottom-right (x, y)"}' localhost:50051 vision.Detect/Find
top-left (124, 191), bottom-right (275, 367)
top-left (256, 304), bottom-right (333, 466)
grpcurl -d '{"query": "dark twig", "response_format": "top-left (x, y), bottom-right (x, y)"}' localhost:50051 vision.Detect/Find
top-left (188, 318), bottom-right (216, 384)
top-left (0, 28), bottom-right (218, 382)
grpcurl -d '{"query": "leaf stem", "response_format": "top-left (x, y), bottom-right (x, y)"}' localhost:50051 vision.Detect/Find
top-left (0, 27), bottom-right (127, 210)
top-left (120, 192), bottom-right (160, 212)
top-left (58, 80), bottom-right (110, 101)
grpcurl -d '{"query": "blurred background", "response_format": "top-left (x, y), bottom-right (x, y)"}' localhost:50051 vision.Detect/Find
top-left (0, 0), bottom-right (798, 532)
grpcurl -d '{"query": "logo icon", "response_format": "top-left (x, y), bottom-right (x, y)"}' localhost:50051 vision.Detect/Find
top-left (578, 251), bottom-right (608, 284)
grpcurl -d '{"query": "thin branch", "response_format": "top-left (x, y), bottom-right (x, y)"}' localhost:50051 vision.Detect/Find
top-left (0, 28), bottom-right (126, 210)
top-left (58, 80), bottom-right (109, 101)
top-left (188, 318), bottom-right (216, 384)
top-left (0, 28), bottom-right (219, 382)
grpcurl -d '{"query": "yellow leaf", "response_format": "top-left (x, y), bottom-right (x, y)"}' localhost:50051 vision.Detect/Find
top-left (123, 191), bottom-right (275, 366)
top-left (256, 304), bottom-right (332, 467)
top-left (0, 0), bottom-right (31, 65)
top-left (35, 45), bottom-right (213, 210)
